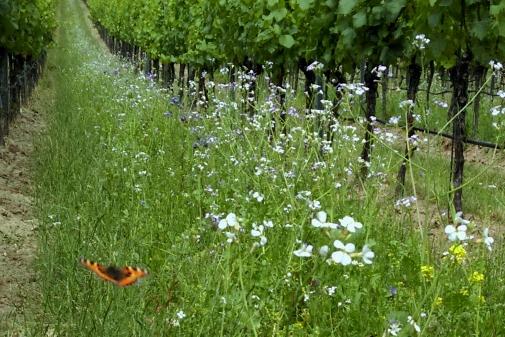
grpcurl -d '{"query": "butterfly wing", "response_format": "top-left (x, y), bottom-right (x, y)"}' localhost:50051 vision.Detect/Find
top-left (116, 266), bottom-right (148, 287)
top-left (80, 258), bottom-right (147, 287)
top-left (80, 258), bottom-right (124, 285)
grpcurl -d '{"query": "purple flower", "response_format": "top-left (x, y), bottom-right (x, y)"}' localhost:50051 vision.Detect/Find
top-left (170, 96), bottom-right (181, 105)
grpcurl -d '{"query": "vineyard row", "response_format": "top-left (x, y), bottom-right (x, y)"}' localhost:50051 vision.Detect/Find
top-left (0, 0), bottom-right (56, 144)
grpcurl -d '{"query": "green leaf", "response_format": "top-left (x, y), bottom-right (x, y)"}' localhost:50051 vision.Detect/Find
top-left (428, 12), bottom-right (442, 27)
top-left (298, 0), bottom-right (314, 10)
top-left (273, 24), bottom-right (281, 35)
top-left (271, 8), bottom-right (288, 21)
top-left (338, 0), bottom-right (357, 15)
top-left (352, 11), bottom-right (366, 28)
top-left (341, 27), bottom-right (356, 47)
top-left (471, 19), bottom-right (491, 40)
top-left (279, 34), bottom-right (295, 48)
top-left (498, 23), bottom-right (505, 37)
top-left (491, 3), bottom-right (505, 16)
top-left (385, 0), bottom-right (406, 16)
top-left (324, 0), bottom-right (337, 8)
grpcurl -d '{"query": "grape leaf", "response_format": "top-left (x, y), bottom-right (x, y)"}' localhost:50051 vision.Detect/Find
top-left (298, 0), bottom-right (314, 10)
top-left (279, 34), bottom-right (295, 48)
top-left (338, 0), bottom-right (357, 15)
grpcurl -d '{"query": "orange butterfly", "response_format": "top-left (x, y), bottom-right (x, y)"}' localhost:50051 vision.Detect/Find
top-left (79, 257), bottom-right (148, 287)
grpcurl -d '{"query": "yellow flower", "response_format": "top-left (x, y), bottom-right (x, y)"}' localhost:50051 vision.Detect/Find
top-left (459, 287), bottom-right (469, 296)
top-left (434, 296), bottom-right (443, 307)
top-left (421, 265), bottom-right (434, 279)
top-left (292, 322), bottom-right (304, 330)
top-left (449, 244), bottom-right (467, 263)
top-left (469, 271), bottom-right (485, 284)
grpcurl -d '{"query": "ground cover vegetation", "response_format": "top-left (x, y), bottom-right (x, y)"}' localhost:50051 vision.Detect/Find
top-left (3, 0), bottom-right (505, 336)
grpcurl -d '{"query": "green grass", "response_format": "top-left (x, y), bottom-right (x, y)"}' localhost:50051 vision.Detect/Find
top-left (24, 0), bottom-right (505, 336)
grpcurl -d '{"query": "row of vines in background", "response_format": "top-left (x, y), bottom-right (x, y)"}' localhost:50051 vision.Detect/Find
top-left (0, 0), bottom-right (56, 144)
top-left (86, 0), bottom-right (505, 215)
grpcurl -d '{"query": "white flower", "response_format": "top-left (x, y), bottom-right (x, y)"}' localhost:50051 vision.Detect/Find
top-left (444, 224), bottom-right (468, 241)
top-left (308, 199), bottom-right (321, 210)
top-left (263, 220), bottom-right (274, 228)
top-left (414, 34), bottom-right (430, 50)
top-left (372, 65), bottom-right (387, 78)
top-left (490, 105), bottom-right (505, 116)
top-left (331, 240), bottom-right (355, 266)
top-left (294, 243), bottom-right (313, 257)
top-left (325, 286), bottom-right (337, 296)
top-left (337, 83), bottom-right (369, 96)
top-left (409, 134), bottom-right (420, 146)
top-left (407, 315), bottom-right (421, 333)
top-left (218, 213), bottom-right (240, 230)
top-left (433, 99), bottom-right (448, 109)
top-left (311, 211), bottom-right (338, 229)
top-left (331, 251), bottom-right (352, 265)
top-left (454, 211), bottom-right (470, 226)
top-left (399, 99), bottom-right (414, 109)
top-left (224, 232), bottom-right (237, 243)
top-left (483, 228), bottom-right (494, 251)
top-left (251, 224), bottom-right (268, 247)
top-left (251, 224), bottom-right (264, 237)
top-left (395, 196), bottom-right (417, 209)
top-left (361, 245), bottom-right (375, 264)
top-left (339, 216), bottom-right (363, 233)
top-left (388, 321), bottom-right (402, 336)
top-left (176, 310), bottom-right (186, 320)
top-left (319, 245), bottom-right (329, 257)
top-left (306, 61), bottom-right (324, 71)
top-left (249, 191), bottom-right (264, 202)
top-left (388, 116), bottom-right (400, 125)
top-left (490, 60), bottom-right (503, 73)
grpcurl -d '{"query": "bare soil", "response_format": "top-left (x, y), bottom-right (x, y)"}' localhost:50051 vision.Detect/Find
top-left (0, 104), bottom-right (44, 332)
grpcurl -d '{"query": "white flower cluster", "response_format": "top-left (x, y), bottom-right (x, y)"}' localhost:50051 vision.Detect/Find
top-left (414, 34), bottom-right (430, 50)
top-left (444, 211), bottom-right (494, 251)
top-left (293, 211), bottom-right (374, 266)
top-left (490, 105), bottom-right (505, 116)
top-left (218, 212), bottom-right (242, 243)
top-left (399, 99), bottom-right (414, 109)
top-left (489, 60), bottom-right (503, 73)
top-left (394, 196), bottom-right (417, 209)
top-left (306, 61), bottom-right (324, 72)
top-left (372, 65), bottom-right (387, 78)
top-left (337, 83), bottom-right (369, 97)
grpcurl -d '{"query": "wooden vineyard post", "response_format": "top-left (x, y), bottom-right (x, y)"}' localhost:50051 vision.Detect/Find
top-left (396, 60), bottom-right (422, 196)
top-left (9, 55), bottom-right (20, 126)
top-left (449, 52), bottom-right (471, 213)
top-left (359, 63), bottom-right (379, 180)
top-left (0, 48), bottom-right (9, 145)
top-left (471, 64), bottom-right (486, 137)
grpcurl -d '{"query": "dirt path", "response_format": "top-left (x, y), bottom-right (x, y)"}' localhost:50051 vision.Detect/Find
top-left (0, 1), bottom-right (109, 332)
top-left (0, 99), bottom-right (46, 330)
